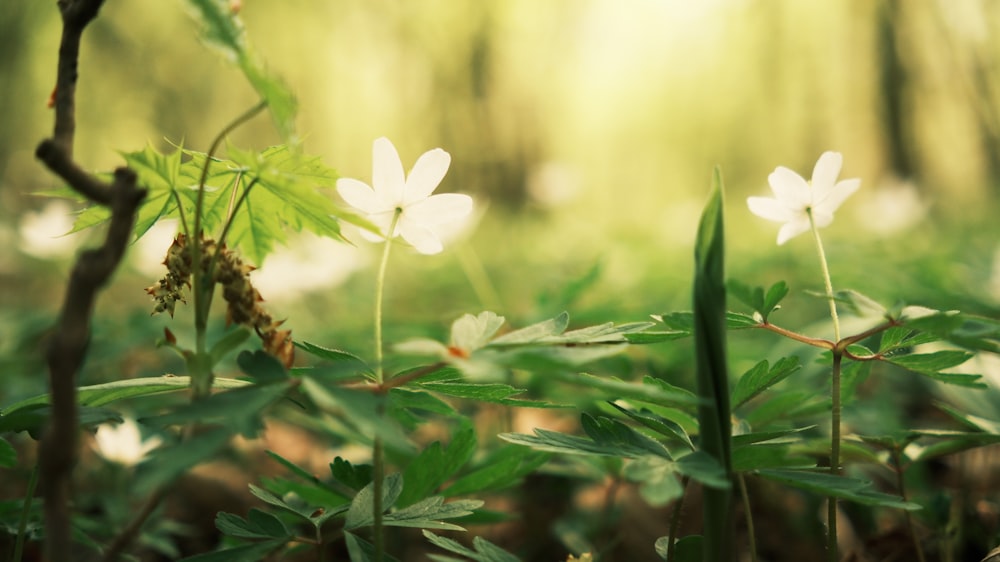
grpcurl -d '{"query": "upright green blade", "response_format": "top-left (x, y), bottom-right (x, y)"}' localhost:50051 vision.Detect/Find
top-left (692, 167), bottom-right (733, 561)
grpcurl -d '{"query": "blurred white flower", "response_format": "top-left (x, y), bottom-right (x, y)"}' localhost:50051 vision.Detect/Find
top-left (18, 201), bottom-right (82, 258)
top-left (336, 137), bottom-right (473, 255)
top-left (93, 418), bottom-right (161, 466)
top-left (748, 151), bottom-right (861, 245)
top-left (251, 232), bottom-right (368, 301)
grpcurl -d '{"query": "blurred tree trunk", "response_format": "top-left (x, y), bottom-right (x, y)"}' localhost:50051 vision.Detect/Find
top-left (877, 0), bottom-right (914, 182)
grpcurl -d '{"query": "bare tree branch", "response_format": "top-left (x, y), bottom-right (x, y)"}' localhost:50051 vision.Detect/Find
top-left (35, 0), bottom-right (147, 559)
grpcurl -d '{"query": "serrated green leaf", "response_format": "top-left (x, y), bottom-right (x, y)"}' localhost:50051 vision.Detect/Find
top-left (330, 457), bottom-right (373, 491)
top-left (215, 508), bottom-right (290, 539)
top-left (903, 311), bottom-right (1000, 353)
top-left (399, 422), bottom-right (476, 507)
top-left (247, 483), bottom-right (314, 523)
top-left (382, 497), bottom-right (482, 530)
top-left (236, 350), bottom-right (288, 382)
top-left (607, 402), bottom-right (694, 450)
top-left (757, 469), bottom-right (920, 510)
top-left (442, 447), bottom-right (549, 497)
top-left (423, 531), bottom-right (521, 562)
top-left (885, 351), bottom-right (982, 387)
top-left (731, 357), bottom-right (801, 409)
top-left (499, 417), bottom-right (668, 459)
top-left (344, 473), bottom-right (404, 530)
top-left (762, 281), bottom-right (789, 318)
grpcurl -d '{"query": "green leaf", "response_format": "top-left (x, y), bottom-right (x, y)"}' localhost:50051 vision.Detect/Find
top-left (0, 376), bottom-right (250, 415)
top-left (499, 415), bottom-right (668, 459)
top-left (0, 405), bottom-right (123, 437)
top-left (383, 497), bottom-right (483, 531)
top-left (141, 381), bottom-right (291, 436)
top-left (184, 0), bottom-right (297, 141)
top-left (209, 328), bottom-right (251, 364)
top-left (731, 357), bottom-right (801, 409)
top-left (344, 532), bottom-right (403, 562)
top-left (653, 311), bottom-right (758, 334)
top-left (757, 469), bottom-right (920, 510)
top-left (301, 378), bottom-right (413, 452)
top-left (344, 473), bottom-right (404, 530)
top-left (903, 310), bottom-right (1000, 353)
top-left (237, 350), bottom-right (288, 382)
top-left (178, 539), bottom-right (287, 562)
top-left (442, 447), bottom-right (549, 497)
top-left (423, 530), bottom-right (521, 562)
top-left (215, 508), bottom-right (290, 539)
top-left (692, 167), bottom-right (734, 561)
top-left (622, 456), bottom-right (685, 507)
top-left (136, 427), bottom-right (232, 494)
top-left (399, 422), bottom-right (476, 506)
top-left (0, 437), bottom-right (16, 468)
top-left (763, 281), bottom-right (790, 318)
top-left (831, 289), bottom-right (887, 317)
top-left (607, 402), bottom-right (694, 450)
top-left (330, 457), bottom-right (373, 492)
top-left (552, 373), bottom-right (698, 407)
top-left (416, 382), bottom-right (551, 408)
top-left (885, 351), bottom-right (983, 387)
top-left (934, 403), bottom-right (1000, 434)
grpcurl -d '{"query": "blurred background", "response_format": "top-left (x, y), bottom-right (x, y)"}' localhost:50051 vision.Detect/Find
top-left (2, 0), bottom-right (999, 393)
top-left (2, 1), bottom-right (1000, 559)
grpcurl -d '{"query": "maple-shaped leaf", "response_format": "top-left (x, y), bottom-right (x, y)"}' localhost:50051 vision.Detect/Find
top-left (64, 143), bottom-right (372, 265)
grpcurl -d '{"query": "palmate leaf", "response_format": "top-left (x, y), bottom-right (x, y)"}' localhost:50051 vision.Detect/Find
top-left (63, 143), bottom-right (366, 265)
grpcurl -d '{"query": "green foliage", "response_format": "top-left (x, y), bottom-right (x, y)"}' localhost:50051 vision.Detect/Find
top-left (424, 530), bottom-right (521, 562)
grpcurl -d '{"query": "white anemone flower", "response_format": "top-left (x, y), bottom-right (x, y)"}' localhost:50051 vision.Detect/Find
top-left (337, 137), bottom-right (473, 255)
top-left (93, 418), bottom-right (161, 466)
top-left (747, 151), bottom-right (861, 245)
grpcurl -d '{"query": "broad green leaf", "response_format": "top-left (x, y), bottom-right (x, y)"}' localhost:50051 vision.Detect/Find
top-left (215, 508), bottom-right (290, 539)
top-left (731, 356), bottom-right (801, 409)
top-left (0, 376), bottom-right (250, 415)
top-left (423, 530), bottom-right (521, 562)
top-left (674, 450), bottom-right (730, 489)
top-left (903, 311), bottom-right (1000, 353)
top-left (0, 437), bottom-right (16, 468)
top-left (399, 422), bottom-right (477, 507)
top-left (344, 473), bottom-right (404, 530)
top-left (382, 497), bottom-right (483, 530)
top-left (499, 416), bottom-right (668, 459)
top-left (580, 414), bottom-right (671, 458)
top-left (763, 281), bottom-right (790, 318)
top-left (442, 449), bottom-right (549, 497)
top-left (757, 469), bottom-right (920, 510)
top-left (692, 167), bottom-right (734, 562)
top-left (878, 327), bottom-right (936, 354)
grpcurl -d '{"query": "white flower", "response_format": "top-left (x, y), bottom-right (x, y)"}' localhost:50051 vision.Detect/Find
top-left (747, 151), bottom-right (861, 245)
top-left (93, 418), bottom-right (161, 466)
top-left (337, 137), bottom-right (473, 255)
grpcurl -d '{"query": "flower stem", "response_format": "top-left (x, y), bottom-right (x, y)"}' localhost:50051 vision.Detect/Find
top-left (372, 209), bottom-right (402, 562)
top-left (808, 210), bottom-right (842, 562)
top-left (738, 473), bottom-right (759, 562)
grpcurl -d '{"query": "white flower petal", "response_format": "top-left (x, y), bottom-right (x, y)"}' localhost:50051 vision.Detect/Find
top-left (768, 167), bottom-right (811, 206)
top-left (404, 148), bottom-right (451, 204)
top-left (747, 196), bottom-right (799, 223)
top-left (817, 178), bottom-right (861, 214)
top-left (337, 178), bottom-right (379, 213)
top-left (397, 219), bottom-right (444, 254)
top-left (776, 218), bottom-right (811, 245)
top-left (811, 151), bottom-right (843, 192)
top-left (372, 137), bottom-right (405, 204)
top-left (405, 193), bottom-right (473, 226)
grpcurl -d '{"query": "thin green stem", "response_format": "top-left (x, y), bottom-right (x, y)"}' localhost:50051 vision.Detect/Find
top-left (13, 464), bottom-right (40, 562)
top-left (737, 473), bottom-right (758, 562)
top-left (371, 209), bottom-right (402, 562)
top-left (666, 476), bottom-right (689, 562)
top-left (808, 210), bottom-right (842, 562)
top-left (892, 448), bottom-right (927, 562)
top-left (189, 101), bottom-right (266, 399)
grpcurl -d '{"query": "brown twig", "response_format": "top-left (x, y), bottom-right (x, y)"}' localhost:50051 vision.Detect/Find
top-left (36, 0), bottom-right (147, 559)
